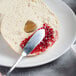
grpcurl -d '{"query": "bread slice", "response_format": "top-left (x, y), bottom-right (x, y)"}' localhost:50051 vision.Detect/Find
top-left (1, 0), bottom-right (59, 56)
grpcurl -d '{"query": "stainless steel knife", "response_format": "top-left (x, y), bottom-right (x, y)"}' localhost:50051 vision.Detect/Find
top-left (6, 29), bottom-right (45, 76)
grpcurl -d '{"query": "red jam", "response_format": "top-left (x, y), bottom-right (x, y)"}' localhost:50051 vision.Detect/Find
top-left (20, 23), bottom-right (58, 55)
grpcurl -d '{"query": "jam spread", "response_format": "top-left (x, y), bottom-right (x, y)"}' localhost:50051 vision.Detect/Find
top-left (20, 23), bottom-right (58, 55)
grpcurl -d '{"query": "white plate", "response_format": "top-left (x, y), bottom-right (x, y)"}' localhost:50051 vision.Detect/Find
top-left (0, 0), bottom-right (76, 68)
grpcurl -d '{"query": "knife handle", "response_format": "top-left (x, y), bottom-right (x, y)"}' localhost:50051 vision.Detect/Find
top-left (6, 52), bottom-right (26, 76)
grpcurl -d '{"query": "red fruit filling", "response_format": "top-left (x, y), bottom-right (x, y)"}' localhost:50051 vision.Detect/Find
top-left (20, 23), bottom-right (58, 55)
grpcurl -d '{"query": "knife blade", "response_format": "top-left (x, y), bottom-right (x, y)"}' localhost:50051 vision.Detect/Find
top-left (23, 29), bottom-right (45, 55)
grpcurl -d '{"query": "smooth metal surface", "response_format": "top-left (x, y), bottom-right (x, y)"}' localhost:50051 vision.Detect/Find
top-left (6, 55), bottom-right (24, 76)
top-left (6, 29), bottom-right (45, 76)
top-left (23, 29), bottom-right (45, 55)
